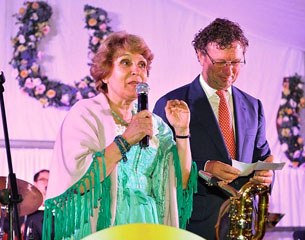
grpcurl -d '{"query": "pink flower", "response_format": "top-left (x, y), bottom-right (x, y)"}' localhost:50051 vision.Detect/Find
top-left (25, 78), bottom-right (35, 89)
top-left (99, 23), bottom-right (107, 31)
top-left (91, 36), bottom-right (99, 45)
top-left (42, 25), bottom-right (50, 35)
top-left (35, 84), bottom-right (46, 95)
top-left (32, 2), bottom-right (39, 9)
top-left (78, 81), bottom-right (88, 89)
top-left (276, 117), bottom-right (283, 125)
top-left (76, 92), bottom-right (83, 100)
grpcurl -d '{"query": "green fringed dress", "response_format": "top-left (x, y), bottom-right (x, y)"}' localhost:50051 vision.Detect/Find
top-left (42, 93), bottom-right (197, 240)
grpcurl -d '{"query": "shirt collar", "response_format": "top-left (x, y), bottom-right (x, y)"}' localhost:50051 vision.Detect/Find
top-left (199, 74), bottom-right (232, 98)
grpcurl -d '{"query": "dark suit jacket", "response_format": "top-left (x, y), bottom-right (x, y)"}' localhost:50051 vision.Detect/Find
top-left (153, 75), bottom-right (271, 239)
top-left (24, 210), bottom-right (44, 239)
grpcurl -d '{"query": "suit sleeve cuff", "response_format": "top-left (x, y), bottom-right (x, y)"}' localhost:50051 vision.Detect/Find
top-left (203, 160), bottom-right (210, 171)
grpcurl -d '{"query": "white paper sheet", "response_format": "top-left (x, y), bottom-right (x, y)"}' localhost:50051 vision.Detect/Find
top-left (232, 160), bottom-right (285, 177)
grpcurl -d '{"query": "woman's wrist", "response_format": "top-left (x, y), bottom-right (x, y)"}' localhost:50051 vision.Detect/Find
top-left (174, 128), bottom-right (190, 139)
top-left (174, 127), bottom-right (189, 136)
top-left (175, 134), bottom-right (190, 139)
top-left (114, 135), bottom-right (131, 162)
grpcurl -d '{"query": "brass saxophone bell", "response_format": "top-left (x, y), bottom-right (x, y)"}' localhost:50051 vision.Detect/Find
top-left (216, 182), bottom-right (270, 240)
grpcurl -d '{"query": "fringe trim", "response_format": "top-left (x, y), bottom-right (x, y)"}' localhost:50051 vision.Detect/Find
top-left (42, 147), bottom-right (197, 239)
top-left (42, 150), bottom-right (111, 240)
top-left (171, 146), bottom-right (198, 229)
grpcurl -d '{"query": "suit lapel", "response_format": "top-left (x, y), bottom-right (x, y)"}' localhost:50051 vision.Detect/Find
top-left (232, 87), bottom-right (247, 161)
top-left (189, 77), bottom-right (229, 159)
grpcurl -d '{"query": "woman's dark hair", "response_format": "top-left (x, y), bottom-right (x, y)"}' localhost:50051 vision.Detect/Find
top-left (192, 18), bottom-right (249, 53)
top-left (90, 31), bottom-right (154, 93)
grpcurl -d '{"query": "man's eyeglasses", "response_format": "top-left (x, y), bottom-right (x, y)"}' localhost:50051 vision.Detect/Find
top-left (37, 178), bottom-right (48, 182)
top-left (204, 50), bottom-right (246, 68)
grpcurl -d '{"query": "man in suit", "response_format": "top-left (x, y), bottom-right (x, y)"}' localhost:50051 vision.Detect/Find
top-left (153, 18), bottom-right (274, 239)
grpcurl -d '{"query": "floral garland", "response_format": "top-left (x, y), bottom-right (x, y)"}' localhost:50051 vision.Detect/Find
top-left (10, 2), bottom-right (112, 108)
top-left (276, 74), bottom-right (305, 168)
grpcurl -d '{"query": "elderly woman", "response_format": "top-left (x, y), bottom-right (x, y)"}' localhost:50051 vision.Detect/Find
top-left (43, 31), bottom-right (197, 240)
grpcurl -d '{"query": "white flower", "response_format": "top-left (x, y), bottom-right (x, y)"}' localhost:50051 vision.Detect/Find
top-left (280, 98), bottom-right (287, 105)
top-left (29, 35), bottom-right (36, 41)
top-left (60, 94), bottom-right (70, 105)
top-left (293, 150), bottom-right (301, 159)
top-left (18, 35), bottom-right (26, 44)
top-left (88, 92), bottom-right (95, 98)
top-left (88, 29), bottom-right (95, 35)
top-left (292, 126), bottom-right (300, 135)
top-left (33, 78), bottom-right (42, 86)
top-left (281, 143), bottom-right (288, 151)
top-left (31, 13), bottom-right (38, 21)
top-left (289, 99), bottom-right (297, 108)
top-left (10, 2), bottom-right (107, 108)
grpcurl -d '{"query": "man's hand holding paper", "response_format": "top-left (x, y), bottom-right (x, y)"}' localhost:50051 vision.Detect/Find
top-left (251, 155), bottom-right (274, 186)
top-left (232, 155), bottom-right (285, 187)
top-left (204, 160), bottom-right (241, 184)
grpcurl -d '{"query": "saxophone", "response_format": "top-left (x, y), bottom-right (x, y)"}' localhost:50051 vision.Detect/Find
top-left (199, 171), bottom-right (269, 240)
top-left (224, 182), bottom-right (269, 240)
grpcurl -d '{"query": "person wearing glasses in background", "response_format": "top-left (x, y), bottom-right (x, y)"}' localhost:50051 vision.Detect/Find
top-left (23, 169), bottom-right (49, 239)
top-left (153, 18), bottom-right (274, 239)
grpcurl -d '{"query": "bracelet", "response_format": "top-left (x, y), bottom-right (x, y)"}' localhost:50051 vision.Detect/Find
top-left (114, 135), bottom-right (131, 162)
top-left (118, 135), bottom-right (131, 151)
top-left (175, 134), bottom-right (190, 139)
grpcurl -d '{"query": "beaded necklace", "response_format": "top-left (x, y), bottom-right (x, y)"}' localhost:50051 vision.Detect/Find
top-left (111, 109), bottom-right (129, 126)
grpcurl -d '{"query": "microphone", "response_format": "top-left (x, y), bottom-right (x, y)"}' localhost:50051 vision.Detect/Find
top-left (136, 82), bottom-right (150, 148)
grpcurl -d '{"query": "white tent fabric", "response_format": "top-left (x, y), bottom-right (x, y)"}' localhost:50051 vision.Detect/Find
top-left (0, 0), bottom-right (305, 231)
top-left (172, 0), bottom-right (305, 52)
